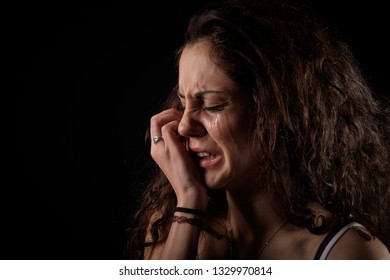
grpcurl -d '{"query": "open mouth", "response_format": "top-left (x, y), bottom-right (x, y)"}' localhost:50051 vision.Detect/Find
top-left (194, 152), bottom-right (221, 168)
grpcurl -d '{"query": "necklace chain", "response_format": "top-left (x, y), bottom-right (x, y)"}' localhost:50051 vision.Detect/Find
top-left (226, 219), bottom-right (287, 259)
top-left (257, 219), bottom-right (287, 258)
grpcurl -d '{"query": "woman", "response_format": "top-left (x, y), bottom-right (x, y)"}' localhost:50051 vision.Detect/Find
top-left (127, 0), bottom-right (390, 259)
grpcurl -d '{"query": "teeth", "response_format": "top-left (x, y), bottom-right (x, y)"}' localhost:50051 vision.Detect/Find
top-left (196, 152), bottom-right (216, 159)
top-left (197, 152), bottom-right (211, 157)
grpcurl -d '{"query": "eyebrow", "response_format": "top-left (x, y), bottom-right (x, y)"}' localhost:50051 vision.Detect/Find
top-left (177, 90), bottom-right (225, 99)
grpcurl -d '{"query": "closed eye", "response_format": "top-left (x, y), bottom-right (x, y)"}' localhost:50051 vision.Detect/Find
top-left (203, 102), bottom-right (228, 112)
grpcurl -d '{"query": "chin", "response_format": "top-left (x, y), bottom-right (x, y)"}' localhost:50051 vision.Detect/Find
top-left (204, 175), bottom-right (230, 191)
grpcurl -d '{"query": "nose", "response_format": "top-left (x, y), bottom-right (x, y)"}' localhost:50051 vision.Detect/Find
top-left (178, 109), bottom-right (206, 138)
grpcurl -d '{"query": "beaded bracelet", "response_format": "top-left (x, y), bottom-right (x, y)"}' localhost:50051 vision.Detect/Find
top-left (173, 207), bottom-right (208, 218)
top-left (171, 215), bottom-right (204, 228)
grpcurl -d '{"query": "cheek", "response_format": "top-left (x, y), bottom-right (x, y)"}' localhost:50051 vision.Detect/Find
top-left (206, 113), bottom-right (249, 150)
top-left (208, 114), bottom-right (230, 140)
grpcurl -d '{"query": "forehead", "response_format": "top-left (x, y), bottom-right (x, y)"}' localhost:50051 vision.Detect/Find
top-left (179, 41), bottom-right (216, 71)
top-left (178, 41), bottom-right (236, 93)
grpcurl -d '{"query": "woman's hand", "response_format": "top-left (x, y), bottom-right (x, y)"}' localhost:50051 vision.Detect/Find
top-left (150, 108), bottom-right (208, 210)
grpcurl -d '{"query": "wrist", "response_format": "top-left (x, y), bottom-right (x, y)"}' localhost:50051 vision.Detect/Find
top-left (173, 207), bottom-right (208, 219)
top-left (176, 191), bottom-right (208, 211)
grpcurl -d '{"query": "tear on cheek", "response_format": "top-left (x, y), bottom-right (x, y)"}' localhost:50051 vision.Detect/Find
top-left (212, 114), bottom-right (221, 128)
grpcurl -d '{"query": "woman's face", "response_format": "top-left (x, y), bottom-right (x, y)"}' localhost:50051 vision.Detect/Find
top-left (177, 41), bottom-right (259, 191)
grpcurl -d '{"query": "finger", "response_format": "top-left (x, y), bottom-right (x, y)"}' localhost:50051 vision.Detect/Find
top-left (152, 135), bottom-right (164, 145)
top-left (150, 108), bottom-right (183, 141)
top-left (161, 120), bottom-right (189, 153)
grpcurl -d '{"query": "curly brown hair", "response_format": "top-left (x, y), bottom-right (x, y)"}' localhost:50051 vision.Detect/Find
top-left (125, 0), bottom-right (390, 259)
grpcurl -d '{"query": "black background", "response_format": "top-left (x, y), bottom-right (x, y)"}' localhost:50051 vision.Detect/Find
top-left (8, 1), bottom-right (389, 259)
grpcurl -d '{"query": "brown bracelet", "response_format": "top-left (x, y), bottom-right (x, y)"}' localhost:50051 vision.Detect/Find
top-left (171, 215), bottom-right (204, 228)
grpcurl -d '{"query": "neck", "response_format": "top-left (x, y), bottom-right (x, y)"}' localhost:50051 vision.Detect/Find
top-left (226, 189), bottom-right (283, 227)
top-left (225, 189), bottom-right (286, 258)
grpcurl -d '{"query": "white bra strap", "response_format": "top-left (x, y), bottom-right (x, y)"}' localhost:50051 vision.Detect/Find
top-left (318, 222), bottom-right (362, 260)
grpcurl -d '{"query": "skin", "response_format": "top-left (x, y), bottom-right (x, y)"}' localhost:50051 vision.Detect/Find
top-left (150, 40), bottom-right (259, 208)
top-left (146, 41), bottom-right (390, 260)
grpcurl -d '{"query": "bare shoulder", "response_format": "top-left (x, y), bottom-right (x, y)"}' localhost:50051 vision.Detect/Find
top-left (327, 226), bottom-right (390, 260)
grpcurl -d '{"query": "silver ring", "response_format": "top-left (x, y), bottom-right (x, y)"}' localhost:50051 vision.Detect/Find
top-left (152, 135), bottom-right (163, 145)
